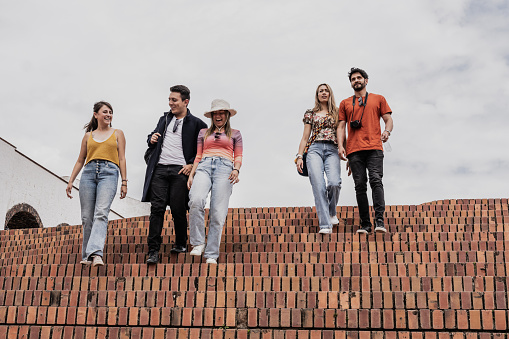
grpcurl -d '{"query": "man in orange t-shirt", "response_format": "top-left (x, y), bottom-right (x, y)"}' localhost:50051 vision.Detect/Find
top-left (338, 67), bottom-right (394, 234)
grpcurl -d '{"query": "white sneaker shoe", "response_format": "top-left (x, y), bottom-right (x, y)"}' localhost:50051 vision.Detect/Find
top-left (190, 244), bottom-right (205, 256)
top-left (92, 256), bottom-right (104, 267)
top-left (206, 258), bottom-right (217, 264)
top-left (80, 259), bottom-right (91, 265)
top-left (318, 228), bottom-right (332, 234)
top-left (330, 215), bottom-right (340, 225)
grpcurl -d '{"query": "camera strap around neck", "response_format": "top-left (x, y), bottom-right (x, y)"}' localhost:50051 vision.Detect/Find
top-left (351, 92), bottom-right (369, 123)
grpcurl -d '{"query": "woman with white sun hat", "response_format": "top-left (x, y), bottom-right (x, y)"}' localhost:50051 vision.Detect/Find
top-left (187, 99), bottom-right (243, 264)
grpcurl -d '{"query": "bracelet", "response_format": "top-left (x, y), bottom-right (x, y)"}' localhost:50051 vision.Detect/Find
top-left (121, 184), bottom-right (127, 187)
top-left (232, 168), bottom-right (240, 173)
top-left (384, 130), bottom-right (391, 136)
top-left (122, 179), bottom-right (128, 182)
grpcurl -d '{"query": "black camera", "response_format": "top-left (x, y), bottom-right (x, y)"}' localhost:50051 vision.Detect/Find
top-left (350, 120), bottom-right (362, 129)
top-left (350, 93), bottom-right (368, 129)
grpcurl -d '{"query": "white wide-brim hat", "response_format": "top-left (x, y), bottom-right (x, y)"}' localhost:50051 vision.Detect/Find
top-left (204, 99), bottom-right (237, 118)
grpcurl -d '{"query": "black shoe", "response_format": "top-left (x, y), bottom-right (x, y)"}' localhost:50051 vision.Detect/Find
top-left (374, 219), bottom-right (387, 233)
top-left (170, 244), bottom-right (187, 253)
top-left (356, 225), bottom-right (372, 234)
top-left (146, 251), bottom-right (159, 264)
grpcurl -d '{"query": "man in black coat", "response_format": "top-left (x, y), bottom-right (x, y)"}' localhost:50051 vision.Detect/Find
top-left (142, 85), bottom-right (207, 264)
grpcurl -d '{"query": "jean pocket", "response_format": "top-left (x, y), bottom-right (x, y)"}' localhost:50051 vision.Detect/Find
top-left (220, 157), bottom-right (234, 168)
top-left (105, 161), bottom-right (119, 169)
top-left (104, 163), bottom-right (119, 176)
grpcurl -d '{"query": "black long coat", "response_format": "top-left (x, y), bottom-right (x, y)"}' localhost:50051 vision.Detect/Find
top-left (141, 109), bottom-right (207, 202)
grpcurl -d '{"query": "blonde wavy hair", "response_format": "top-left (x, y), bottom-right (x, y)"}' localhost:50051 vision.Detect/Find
top-left (313, 83), bottom-right (338, 127)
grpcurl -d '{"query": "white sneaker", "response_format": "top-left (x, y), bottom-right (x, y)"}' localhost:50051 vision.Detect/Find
top-left (92, 256), bottom-right (104, 267)
top-left (190, 244), bottom-right (205, 256)
top-left (206, 258), bottom-right (217, 264)
top-left (318, 228), bottom-right (332, 234)
top-left (80, 259), bottom-right (91, 265)
top-left (330, 215), bottom-right (340, 225)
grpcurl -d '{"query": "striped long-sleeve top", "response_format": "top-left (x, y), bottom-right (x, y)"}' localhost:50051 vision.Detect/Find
top-left (194, 129), bottom-right (243, 166)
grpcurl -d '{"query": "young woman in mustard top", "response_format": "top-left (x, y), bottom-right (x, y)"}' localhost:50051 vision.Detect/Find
top-left (66, 101), bottom-right (127, 267)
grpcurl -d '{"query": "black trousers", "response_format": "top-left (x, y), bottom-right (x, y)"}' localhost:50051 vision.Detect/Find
top-left (347, 150), bottom-right (385, 226)
top-left (148, 164), bottom-right (189, 252)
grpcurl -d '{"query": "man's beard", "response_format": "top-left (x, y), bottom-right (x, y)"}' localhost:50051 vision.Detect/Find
top-left (353, 82), bottom-right (366, 91)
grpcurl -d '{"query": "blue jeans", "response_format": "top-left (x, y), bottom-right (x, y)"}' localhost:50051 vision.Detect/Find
top-left (189, 157), bottom-right (233, 260)
top-left (306, 142), bottom-right (342, 229)
top-left (79, 160), bottom-right (119, 260)
top-left (347, 150), bottom-right (385, 227)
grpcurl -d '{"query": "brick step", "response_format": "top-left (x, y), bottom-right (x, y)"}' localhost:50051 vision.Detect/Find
top-left (2, 238), bottom-right (509, 259)
top-left (1, 250), bottom-right (507, 266)
top-left (1, 289), bottom-right (508, 310)
top-left (0, 306), bottom-right (508, 331)
top-left (3, 216), bottom-right (503, 242)
top-left (0, 326), bottom-right (507, 339)
top-left (2, 276), bottom-right (506, 293)
top-left (1, 262), bottom-right (508, 278)
top-left (2, 230), bottom-right (508, 249)
top-left (2, 208), bottom-right (504, 238)
top-left (2, 219), bottom-right (507, 244)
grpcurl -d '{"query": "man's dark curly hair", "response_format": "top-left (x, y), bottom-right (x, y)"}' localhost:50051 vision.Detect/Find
top-left (348, 67), bottom-right (369, 81)
top-left (170, 85), bottom-right (191, 101)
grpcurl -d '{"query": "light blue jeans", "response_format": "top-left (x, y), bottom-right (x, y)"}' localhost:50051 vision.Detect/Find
top-left (189, 157), bottom-right (234, 260)
top-left (79, 160), bottom-right (118, 260)
top-left (306, 142), bottom-right (342, 230)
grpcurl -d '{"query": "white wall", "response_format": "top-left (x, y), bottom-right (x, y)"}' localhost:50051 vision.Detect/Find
top-left (0, 138), bottom-right (150, 230)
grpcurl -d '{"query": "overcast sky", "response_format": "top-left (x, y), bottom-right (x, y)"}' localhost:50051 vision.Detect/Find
top-left (1, 1), bottom-right (508, 209)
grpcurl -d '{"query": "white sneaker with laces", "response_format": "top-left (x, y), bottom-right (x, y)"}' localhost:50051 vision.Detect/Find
top-left (206, 258), bottom-right (217, 264)
top-left (330, 215), bottom-right (340, 225)
top-left (318, 228), bottom-right (332, 234)
top-left (190, 244), bottom-right (205, 256)
top-left (92, 256), bottom-right (104, 267)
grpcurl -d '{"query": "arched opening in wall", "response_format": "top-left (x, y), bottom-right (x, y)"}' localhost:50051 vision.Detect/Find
top-left (4, 203), bottom-right (43, 230)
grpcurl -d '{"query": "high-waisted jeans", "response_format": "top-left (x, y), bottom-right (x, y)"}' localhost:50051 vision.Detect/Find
top-left (306, 142), bottom-right (342, 230)
top-left (79, 160), bottom-right (118, 260)
top-left (189, 157), bottom-right (233, 260)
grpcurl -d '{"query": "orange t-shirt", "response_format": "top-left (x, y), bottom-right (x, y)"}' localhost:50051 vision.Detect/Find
top-left (338, 93), bottom-right (392, 156)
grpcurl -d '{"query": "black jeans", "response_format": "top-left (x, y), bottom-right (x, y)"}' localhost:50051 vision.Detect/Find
top-left (347, 150), bottom-right (385, 227)
top-left (148, 164), bottom-right (189, 252)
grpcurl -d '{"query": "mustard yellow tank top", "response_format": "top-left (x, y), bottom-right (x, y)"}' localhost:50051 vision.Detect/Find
top-left (86, 130), bottom-right (120, 166)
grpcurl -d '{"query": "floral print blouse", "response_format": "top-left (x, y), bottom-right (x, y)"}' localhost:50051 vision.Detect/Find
top-left (303, 110), bottom-right (338, 145)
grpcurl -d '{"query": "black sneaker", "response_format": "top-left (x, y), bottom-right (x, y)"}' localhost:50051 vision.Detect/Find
top-left (374, 220), bottom-right (387, 233)
top-left (170, 244), bottom-right (187, 253)
top-left (146, 251), bottom-right (159, 264)
top-left (356, 225), bottom-right (371, 234)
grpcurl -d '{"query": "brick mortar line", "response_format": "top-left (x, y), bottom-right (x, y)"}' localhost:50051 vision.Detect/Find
top-left (1, 323), bottom-right (508, 334)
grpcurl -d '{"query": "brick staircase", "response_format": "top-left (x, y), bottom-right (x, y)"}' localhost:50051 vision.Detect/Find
top-left (0, 198), bottom-right (508, 338)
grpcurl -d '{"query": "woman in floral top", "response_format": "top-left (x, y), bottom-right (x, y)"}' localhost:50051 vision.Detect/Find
top-left (296, 84), bottom-right (342, 234)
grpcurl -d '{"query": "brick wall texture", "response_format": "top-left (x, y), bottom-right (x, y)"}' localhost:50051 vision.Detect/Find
top-left (0, 198), bottom-right (508, 338)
